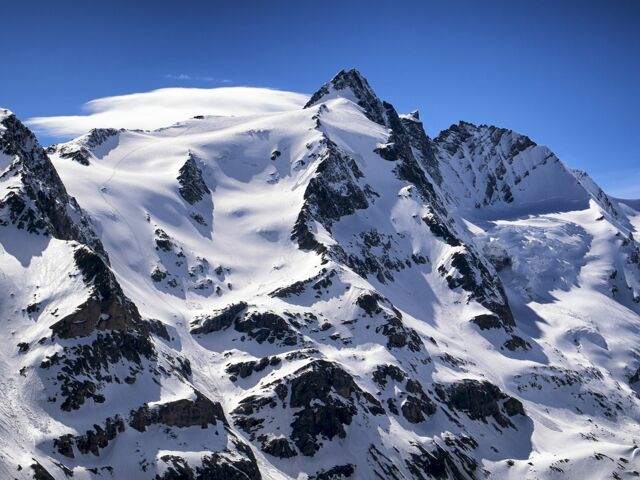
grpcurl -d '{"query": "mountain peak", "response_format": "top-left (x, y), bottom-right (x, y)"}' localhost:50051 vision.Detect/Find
top-left (0, 108), bottom-right (12, 122)
top-left (304, 69), bottom-right (386, 124)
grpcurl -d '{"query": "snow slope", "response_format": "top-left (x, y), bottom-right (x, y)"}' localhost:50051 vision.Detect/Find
top-left (1, 71), bottom-right (640, 479)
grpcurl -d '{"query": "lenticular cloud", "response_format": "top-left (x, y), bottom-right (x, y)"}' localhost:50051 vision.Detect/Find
top-left (27, 86), bottom-right (309, 137)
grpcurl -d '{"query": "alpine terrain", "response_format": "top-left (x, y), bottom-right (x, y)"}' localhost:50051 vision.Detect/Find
top-left (1, 70), bottom-right (640, 479)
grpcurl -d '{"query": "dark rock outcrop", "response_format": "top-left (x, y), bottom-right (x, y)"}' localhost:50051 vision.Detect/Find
top-left (0, 113), bottom-right (104, 254)
top-left (53, 128), bottom-right (119, 165)
top-left (129, 391), bottom-right (227, 432)
top-left (190, 302), bottom-right (248, 334)
top-left (405, 442), bottom-right (477, 480)
top-left (436, 379), bottom-right (526, 429)
top-left (305, 69), bottom-right (387, 125)
top-left (310, 464), bottom-right (356, 480)
top-left (157, 439), bottom-right (262, 480)
top-left (226, 356), bottom-right (281, 381)
top-left (292, 137), bottom-right (368, 255)
top-left (233, 359), bottom-right (384, 457)
top-left (288, 360), bottom-right (384, 455)
top-left (235, 311), bottom-right (298, 346)
top-left (177, 152), bottom-right (209, 204)
top-left (51, 246), bottom-right (143, 338)
top-left (54, 415), bottom-right (125, 458)
top-left (260, 436), bottom-right (297, 458)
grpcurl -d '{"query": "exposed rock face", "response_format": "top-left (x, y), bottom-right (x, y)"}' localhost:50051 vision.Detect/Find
top-left (305, 69), bottom-right (387, 125)
top-left (233, 359), bottom-right (384, 458)
top-left (356, 292), bottom-right (425, 352)
top-left (260, 436), bottom-right (297, 459)
top-left (54, 415), bottom-right (125, 457)
top-left (291, 136), bottom-right (369, 255)
top-left (158, 440), bottom-right (262, 480)
top-left (438, 250), bottom-right (515, 330)
top-left (177, 152), bottom-right (210, 204)
top-left (288, 360), bottom-right (384, 455)
top-left (235, 311), bottom-right (299, 345)
top-left (52, 128), bottom-right (119, 165)
top-left (269, 268), bottom-right (337, 298)
top-left (129, 391), bottom-right (227, 431)
top-left (310, 464), bottom-right (356, 480)
top-left (400, 111), bottom-right (443, 186)
top-left (226, 355), bottom-right (282, 381)
top-left (405, 443), bottom-right (477, 480)
top-left (372, 365), bottom-right (436, 423)
top-left (51, 246), bottom-right (143, 338)
top-left (0, 113), bottom-right (104, 254)
top-left (192, 304), bottom-right (299, 345)
top-left (40, 328), bottom-right (157, 411)
top-left (190, 302), bottom-right (248, 334)
top-left (301, 70), bottom-right (516, 331)
top-left (436, 379), bottom-right (526, 429)
top-left (432, 121), bottom-right (590, 211)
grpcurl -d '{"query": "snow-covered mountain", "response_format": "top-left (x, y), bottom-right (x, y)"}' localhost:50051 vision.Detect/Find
top-left (1, 70), bottom-right (639, 479)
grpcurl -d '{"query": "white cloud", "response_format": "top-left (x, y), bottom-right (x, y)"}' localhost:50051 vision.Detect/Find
top-left (27, 86), bottom-right (309, 138)
top-left (162, 74), bottom-right (232, 83)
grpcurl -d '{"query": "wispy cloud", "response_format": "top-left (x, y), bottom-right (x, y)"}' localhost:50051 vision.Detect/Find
top-left (26, 87), bottom-right (308, 138)
top-left (163, 74), bottom-right (233, 84)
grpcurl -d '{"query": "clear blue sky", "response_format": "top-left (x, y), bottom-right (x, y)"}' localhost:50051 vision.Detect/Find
top-left (2, 0), bottom-right (638, 197)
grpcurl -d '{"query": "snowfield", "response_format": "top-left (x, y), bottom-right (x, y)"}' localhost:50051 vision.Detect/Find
top-left (1, 70), bottom-right (639, 479)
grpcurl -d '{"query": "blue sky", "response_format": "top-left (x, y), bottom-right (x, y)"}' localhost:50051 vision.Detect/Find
top-left (2, 0), bottom-right (639, 197)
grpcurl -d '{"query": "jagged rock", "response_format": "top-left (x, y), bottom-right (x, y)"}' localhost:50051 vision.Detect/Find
top-left (54, 415), bottom-right (125, 458)
top-left (372, 364), bottom-right (406, 388)
top-left (154, 228), bottom-right (173, 251)
top-left (260, 436), bottom-right (297, 458)
top-left (0, 113), bottom-right (104, 254)
top-left (355, 293), bottom-right (425, 352)
top-left (151, 266), bottom-right (168, 282)
top-left (54, 128), bottom-right (119, 165)
top-left (377, 315), bottom-right (424, 352)
top-left (289, 360), bottom-right (384, 455)
top-left (269, 268), bottom-right (337, 298)
top-left (439, 251), bottom-right (515, 330)
top-left (51, 246), bottom-right (142, 338)
top-left (470, 314), bottom-right (503, 331)
top-left (232, 359), bottom-right (384, 457)
top-left (30, 461), bottom-right (55, 480)
top-left (226, 356), bottom-right (281, 380)
top-left (158, 439), bottom-right (261, 480)
top-left (405, 443), bottom-right (477, 480)
top-left (234, 311), bottom-right (298, 345)
top-left (436, 379), bottom-right (525, 429)
top-left (305, 69), bottom-right (387, 125)
top-left (177, 152), bottom-right (209, 204)
top-left (399, 111), bottom-right (443, 186)
top-left (291, 137), bottom-right (368, 254)
top-left (40, 328), bottom-right (156, 410)
top-left (401, 396), bottom-right (430, 423)
top-left (190, 302), bottom-right (247, 334)
top-left (503, 335), bottom-right (531, 351)
top-left (310, 464), bottom-right (356, 479)
top-left (422, 212), bottom-right (461, 247)
top-left (129, 391), bottom-right (227, 431)
top-left (192, 305), bottom-right (298, 345)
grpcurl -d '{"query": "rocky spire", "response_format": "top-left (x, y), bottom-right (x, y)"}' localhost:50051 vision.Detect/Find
top-left (177, 151), bottom-right (210, 204)
top-left (0, 111), bottom-right (105, 256)
top-left (304, 69), bottom-right (387, 125)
